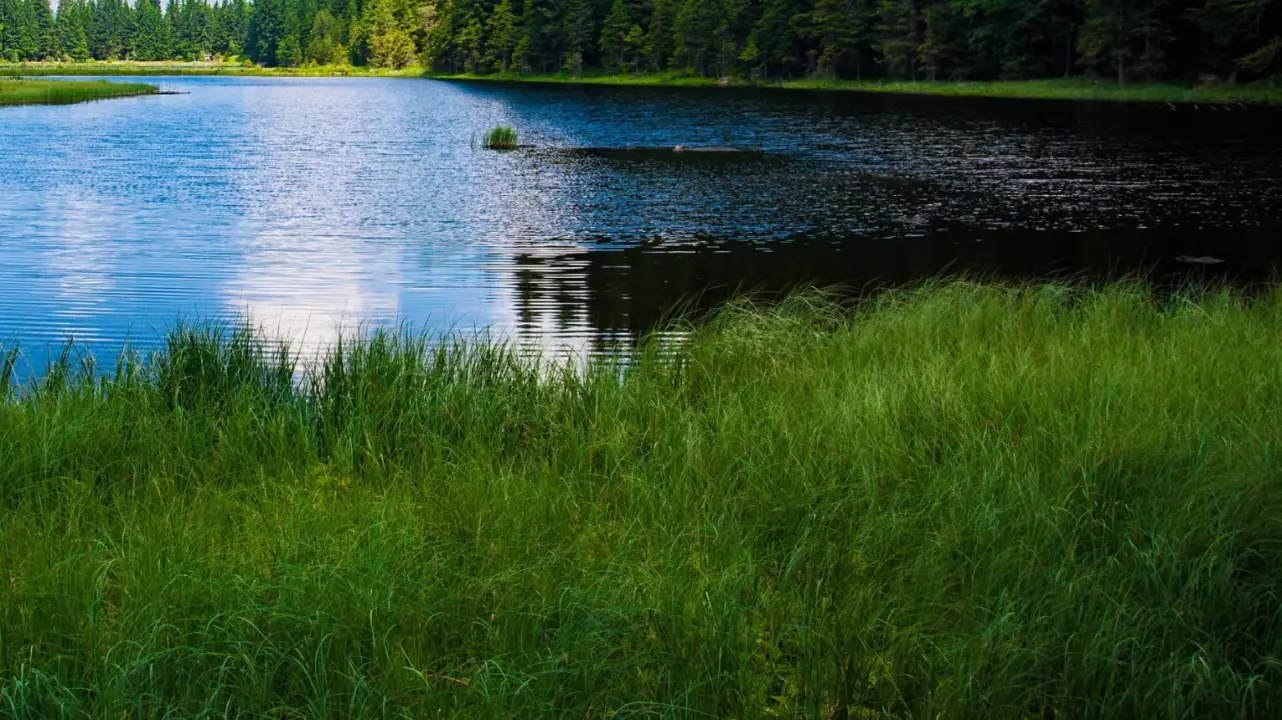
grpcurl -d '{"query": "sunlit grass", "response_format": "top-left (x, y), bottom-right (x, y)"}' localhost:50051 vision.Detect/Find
top-left (0, 78), bottom-right (158, 106)
top-left (483, 125), bottom-right (518, 149)
top-left (2, 281), bottom-right (1281, 716)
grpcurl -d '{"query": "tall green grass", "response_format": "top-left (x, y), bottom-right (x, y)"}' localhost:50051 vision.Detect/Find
top-left (2, 281), bottom-right (1282, 717)
top-left (483, 125), bottom-right (519, 149)
top-left (0, 78), bottom-right (158, 106)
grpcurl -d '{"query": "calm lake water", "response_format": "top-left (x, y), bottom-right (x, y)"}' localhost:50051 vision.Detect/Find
top-left (2, 76), bottom-right (1281, 364)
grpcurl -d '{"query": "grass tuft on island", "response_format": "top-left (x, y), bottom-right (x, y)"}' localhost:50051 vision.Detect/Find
top-left (483, 124), bottom-right (519, 149)
top-left (3, 281), bottom-right (1282, 717)
top-left (0, 78), bottom-right (158, 106)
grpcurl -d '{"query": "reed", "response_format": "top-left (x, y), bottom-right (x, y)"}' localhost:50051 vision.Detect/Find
top-left (2, 281), bottom-right (1281, 717)
top-left (482, 125), bottom-right (519, 149)
top-left (0, 78), bottom-right (158, 107)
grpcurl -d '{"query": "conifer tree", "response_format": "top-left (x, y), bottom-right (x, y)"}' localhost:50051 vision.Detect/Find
top-left (57, 0), bottom-right (91, 60)
top-left (599, 0), bottom-right (637, 70)
top-left (483, 0), bottom-right (517, 71)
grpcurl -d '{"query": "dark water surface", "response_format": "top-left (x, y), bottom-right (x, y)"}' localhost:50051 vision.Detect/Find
top-left (2, 76), bottom-right (1280, 362)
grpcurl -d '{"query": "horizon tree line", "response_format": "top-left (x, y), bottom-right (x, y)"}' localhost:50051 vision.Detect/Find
top-left (1, 0), bottom-right (1278, 82)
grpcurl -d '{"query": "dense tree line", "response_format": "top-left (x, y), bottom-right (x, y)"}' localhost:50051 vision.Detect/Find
top-left (0, 0), bottom-right (1277, 81)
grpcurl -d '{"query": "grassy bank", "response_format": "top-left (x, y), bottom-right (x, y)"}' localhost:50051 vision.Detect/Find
top-left (0, 61), bottom-right (423, 78)
top-left (0, 78), bottom-right (158, 106)
top-left (5, 62), bottom-right (1278, 104)
top-left (434, 71), bottom-right (1282, 104)
top-left (2, 282), bottom-right (1282, 717)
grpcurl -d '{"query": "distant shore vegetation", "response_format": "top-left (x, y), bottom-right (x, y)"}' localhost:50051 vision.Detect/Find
top-left (0, 0), bottom-right (1277, 87)
top-left (0, 77), bottom-right (156, 105)
top-left (2, 281), bottom-right (1282, 716)
top-left (5, 61), bottom-right (1278, 105)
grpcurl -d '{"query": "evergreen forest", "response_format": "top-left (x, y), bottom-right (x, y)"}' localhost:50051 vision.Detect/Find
top-left (0, 0), bottom-right (1278, 82)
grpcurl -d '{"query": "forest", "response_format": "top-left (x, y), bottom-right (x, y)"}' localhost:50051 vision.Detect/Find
top-left (0, 0), bottom-right (1279, 83)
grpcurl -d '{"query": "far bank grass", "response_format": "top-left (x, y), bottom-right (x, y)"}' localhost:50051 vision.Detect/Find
top-left (0, 60), bottom-right (422, 78)
top-left (5, 62), bottom-right (1278, 104)
top-left (2, 281), bottom-right (1282, 717)
top-left (0, 78), bottom-right (157, 106)
top-left (435, 71), bottom-right (1282, 104)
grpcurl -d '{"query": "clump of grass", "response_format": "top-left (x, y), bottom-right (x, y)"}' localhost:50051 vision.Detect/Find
top-left (483, 124), bottom-right (519, 149)
top-left (0, 78), bottom-right (158, 107)
top-left (2, 281), bottom-right (1282, 717)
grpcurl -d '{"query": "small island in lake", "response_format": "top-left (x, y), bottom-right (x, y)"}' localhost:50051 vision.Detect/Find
top-left (0, 78), bottom-right (158, 107)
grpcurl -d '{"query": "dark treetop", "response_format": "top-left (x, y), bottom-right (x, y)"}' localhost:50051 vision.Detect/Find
top-left (1, 0), bottom-right (1279, 82)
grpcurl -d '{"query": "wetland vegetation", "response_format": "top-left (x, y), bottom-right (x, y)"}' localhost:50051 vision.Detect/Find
top-left (0, 77), bottom-right (156, 106)
top-left (483, 124), bottom-right (519, 148)
top-left (2, 281), bottom-right (1282, 717)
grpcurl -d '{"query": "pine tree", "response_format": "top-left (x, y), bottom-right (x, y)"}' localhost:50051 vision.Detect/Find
top-left (876, 0), bottom-right (916, 79)
top-left (131, 0), bottom-right (169, 61)
top-left (918, 0), bottom-right (964, 80)
top-left (248, 0), bottom-right (285, 64)
top-left (671, 0), bottom-right (721, 75)
top-left (563, 0), bottom-right (594, 75)
top-left (306, 8), bottom-right (341, 63)
top-left (455, 10), bottom-right (483, 72)
top-left (483, 0), bottom-right (517, 72)
top-left (364, 0), bottom-right (414, 68)
top-left (516, 0), bottom-right (562, 73)
top-left (1191, 0), bottom-right (1281, 77)
top-left (57, 0), bottom-right (91, 60)
top-left (1077, 0), bottom-right (1136, 83)
top-left (643, 0), bottom-right (676, 72)
top-left (748, 0), bottom-right (800, 78)
top-left (88, 0), bottom-right (132, 60)
top-left (0, 0), bottom-right (21, 61)
top-left (28, 0), bottom-right (54, 59)
top-left (622, 22), bottom-right (645, 70)
top-left (418, 0), bottom-right (454, 70)
top-left (805, 0), bottom-right (873, 78)
top-left (598, 0), bottom-right (631, 70)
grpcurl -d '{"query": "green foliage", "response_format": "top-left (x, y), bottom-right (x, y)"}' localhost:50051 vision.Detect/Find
top-left (599, 0), bottom-right (632, 71)
top-left (0, 0), bottom-right (1278, 80)
top-left (305, 8), bottom-right (341, 65)
top-left (876, 0), bottom-right (916, 79)
top-left (482, 124), bottom-right (517, 148)
top-left (481, 0), bottom-right (517, 71)
top-left (3, 283), bottom-right (1282, 716)
top-left (56, 0), bottom-right (90, 61)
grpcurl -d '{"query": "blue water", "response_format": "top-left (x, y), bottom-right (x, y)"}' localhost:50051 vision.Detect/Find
top-left (2, 76), bottom-right (1280, 365)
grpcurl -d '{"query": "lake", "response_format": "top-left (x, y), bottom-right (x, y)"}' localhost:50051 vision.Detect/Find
top-left (2, 76), bottom-right (1280, 365)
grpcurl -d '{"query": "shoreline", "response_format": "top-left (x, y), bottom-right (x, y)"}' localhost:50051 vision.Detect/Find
top-left (2, 62), bottom-right (1278, 105)
top-left (431, 72), bottom-right (1282, 105)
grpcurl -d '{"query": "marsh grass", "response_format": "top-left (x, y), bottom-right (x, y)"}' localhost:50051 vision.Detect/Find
top-left (482, 125), bottom-right (519, 149)
top-left (2, 281), bottom-right (1282, 717)
top-left (0, 78), bottom-right (158, 106)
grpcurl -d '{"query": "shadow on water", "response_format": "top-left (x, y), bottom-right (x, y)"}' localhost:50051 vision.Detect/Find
top-left (506, 226), bottom-right (1282, 352)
